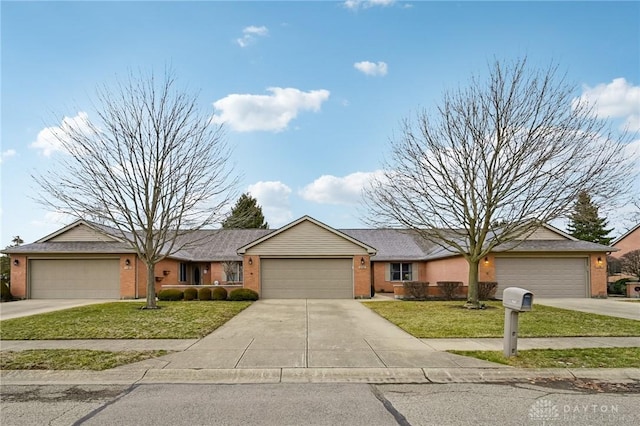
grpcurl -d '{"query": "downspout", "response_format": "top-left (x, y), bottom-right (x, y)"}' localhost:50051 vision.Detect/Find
top-left (135, 256), bottom-right (139, 299)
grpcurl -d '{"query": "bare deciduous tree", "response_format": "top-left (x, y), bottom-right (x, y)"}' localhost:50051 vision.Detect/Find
top-left (620, 250), bottom-right (640, 279)
top-left (34, 71), bottom-right (237, 309)
top-left (365, 58), bottom-right (634, 307)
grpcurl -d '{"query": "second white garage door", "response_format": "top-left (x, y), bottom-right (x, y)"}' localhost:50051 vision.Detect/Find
top-left (495, 257), bottom-right (588, 298)
top-left (30, 258), bottom-right (120, 299)
top-left (261, 258), bottom-right (353, 299)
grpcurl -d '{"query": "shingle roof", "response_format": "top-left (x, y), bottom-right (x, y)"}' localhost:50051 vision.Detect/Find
top-left (3, 221), bottom-right (615, 261)
top-left (341, 229), bottom-right (431, 261)
top-left (3, 242), bottom-right (134, 254)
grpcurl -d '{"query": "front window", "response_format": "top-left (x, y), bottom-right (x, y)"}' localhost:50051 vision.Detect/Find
top-left (179, 263), bottom-right (188, 282)
top-left (390, 263), bottom-right (412, 281)
top-left (223, 261), bottom-right (243, 282)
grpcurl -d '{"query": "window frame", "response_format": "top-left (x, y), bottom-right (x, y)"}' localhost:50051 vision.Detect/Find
top-left (390, 262), bottom-right (413, 281)
top-left (179, 263), bottom-right (188, 282)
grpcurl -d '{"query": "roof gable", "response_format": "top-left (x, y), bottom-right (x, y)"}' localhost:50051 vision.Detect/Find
top-left (612, 223), bottom-right (640, 245)
top-left (37, 220), bottom-right (122, 243)
top-left (519, 223), bottom-right (576, 241)
top-left (237, 216), bottom-right (376, 256)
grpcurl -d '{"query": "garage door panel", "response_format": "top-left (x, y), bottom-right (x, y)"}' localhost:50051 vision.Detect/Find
top-left (261, 259), bottom-right (353, 299)
top-left (30, 259), bottom-right (120, 299)
top-left (495, 257), bottom-right (587, 298)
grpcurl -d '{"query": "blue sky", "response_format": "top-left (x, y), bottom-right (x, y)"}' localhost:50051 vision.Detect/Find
top-left (2, 0), bottom-right (639, 246)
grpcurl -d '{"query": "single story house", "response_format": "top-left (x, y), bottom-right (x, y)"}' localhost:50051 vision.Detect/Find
top-left (607, 223), bottom-right (640, 283)
top-left (4, 215), bottom-right (612, 300)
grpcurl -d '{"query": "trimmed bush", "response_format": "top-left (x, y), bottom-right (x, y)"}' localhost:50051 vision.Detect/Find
top-left (609, 278), bottom-right (630, 295)
top-left (211, 287), bottom-right (228, 301)
top-left (229, 288), bottom-right (259, 301)
top-left (478, 282), bottom-right (498, 301)
top-left (1, 282), bottom-right (13, 302)
top-left (437, 281), bottom-right (461, 301)
top-left (198, 287), bottom-right (212, 301)
top-left (183, 287), bottom-right (198, 301)
top-left (158, 289), bottom-right (183, 301)
top-left (403, 281), bottom-right (428, 300)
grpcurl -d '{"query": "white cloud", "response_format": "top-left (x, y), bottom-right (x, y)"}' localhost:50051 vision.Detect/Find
top-left (211, 87), bottom-right (330, 132)
top-left (247, 181), bottom-right (293, 227)
top-left (573, 78), bottom-right (640, 131)
top-left (30, 112), bottom-right (92, 156)
top-left (0, 149), bottom-right (16, 164)
top-left (343, 0), bottom-right (395, 10)
top-left (300, 171), bottom-right (385, 205)
top-left (30, 211), bottom-right (75, 230)
top-left (354, 61), bottom-right (388, 77)
top-left (236, 25), bottom-right (269, 47)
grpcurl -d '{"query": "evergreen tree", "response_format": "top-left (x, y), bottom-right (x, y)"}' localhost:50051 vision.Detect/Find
top-left (222, 193), bottom-right (269, 229)
top-left (567, 191), bottom-right (613, 244)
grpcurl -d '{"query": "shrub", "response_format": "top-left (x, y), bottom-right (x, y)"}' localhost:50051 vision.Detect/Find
top-left (1, 282), bottom-right (13, 302)
top-left (198, 287), bottom-right (212, 301)
top-left (478, 282), bottom-right (498, 301)
top-left (229, 288), bottom-right (259, 301)
top-left (437, 281), bottom-right (461, 300)
top-left (608, 278), bottom-right (630, 295)
top-left (158, 289), bottom-right (183, 301)
top-left (403, 281), bottom-right (428, 300)
top-left (183, 287), bottom-right (198, 301)
top-left (211, 287), bottom-right (228, 301)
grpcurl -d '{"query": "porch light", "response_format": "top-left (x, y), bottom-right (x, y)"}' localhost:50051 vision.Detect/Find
top-left (125, 259), bottom-right (131, 266)
top-left (597, 256), bottom-right (603, 266)
top-left (360, 257), bottom-right (365, 266)
top-left (13, 259), bottom-right (19, 266)
top-left (248, 257), bottom-right (253, 265)
top-left (204, 267), bottom-right (209, 274)
top-left (484, 257), bottom-right (489, 265)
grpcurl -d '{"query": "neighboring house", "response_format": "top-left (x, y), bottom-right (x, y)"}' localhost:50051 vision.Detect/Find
top-left (610, 224), bottom-right (640, 259)
top-left (3, 215), bottom-right (612, 300)
top-left (608, 223), bottom-right (640, 282)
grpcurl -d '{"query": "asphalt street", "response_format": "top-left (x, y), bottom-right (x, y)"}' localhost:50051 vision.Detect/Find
top-left (1, 382), bottom-right (639, 426)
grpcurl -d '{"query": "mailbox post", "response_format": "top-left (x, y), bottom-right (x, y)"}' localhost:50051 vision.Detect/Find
top-left (502, 287), bottom-right (533, 357)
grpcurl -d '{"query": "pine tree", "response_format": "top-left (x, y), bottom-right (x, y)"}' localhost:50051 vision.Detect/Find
top-left (567, 191), bottom-right (613, 244)
top-left (222, 193), bottom-right (269, 229)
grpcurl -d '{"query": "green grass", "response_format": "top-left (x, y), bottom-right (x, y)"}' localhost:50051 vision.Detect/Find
top-left (362, 301), bottom-right (640, 338)
top-left (0, 349), bottom-right (169, 370)
top-left (450, 347), bottom-right (640, 368)
top-left (0, 301), bottom-right (252, 340)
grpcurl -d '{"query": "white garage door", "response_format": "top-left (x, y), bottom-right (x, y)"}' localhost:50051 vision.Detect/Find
top-left (30, 259), bottom-right (120, 299)
top-left (495, 257), bottom-right (588, 298)
top-left (261, 258), bottom-right (353, 299)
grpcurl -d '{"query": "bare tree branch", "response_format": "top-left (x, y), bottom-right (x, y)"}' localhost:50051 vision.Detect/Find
top-left (33, 70), bottom-right (238, 308)
top-left (365, 58), bottom-right (635, 306)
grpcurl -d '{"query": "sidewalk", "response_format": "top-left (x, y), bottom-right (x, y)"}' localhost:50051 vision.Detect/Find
top-left (2, 336), bottom-right (638, 352)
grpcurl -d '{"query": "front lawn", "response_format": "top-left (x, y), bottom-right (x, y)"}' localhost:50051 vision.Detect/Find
top-left (0, 349), bottom-right (169, 370)
top-left (450, 347), bottom-right (640, 368)
top-left (362, 301), bottom-right (640, 338)
top-left (0, 301), bottom-right (251, 339)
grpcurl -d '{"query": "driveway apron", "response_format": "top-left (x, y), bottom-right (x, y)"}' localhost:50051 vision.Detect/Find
top-left (158, 300), bottom-right (497, 369)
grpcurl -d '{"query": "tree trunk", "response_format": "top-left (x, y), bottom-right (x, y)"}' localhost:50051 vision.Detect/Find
top-left (145, 261), bottom-right (158, 309)
top-left (466, 259), bottom-right (480, 308)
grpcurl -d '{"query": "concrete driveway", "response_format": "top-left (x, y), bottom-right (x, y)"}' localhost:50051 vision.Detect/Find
top-left (158, 300), bottom-right (499, 369)
top-left (535, 298), bottom-right (640, 321)
top-left (0, 299), bottom-right (110, 321)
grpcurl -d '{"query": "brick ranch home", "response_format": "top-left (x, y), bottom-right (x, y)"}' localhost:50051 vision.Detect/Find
top-left (4, 215), bottom-right (612, 300)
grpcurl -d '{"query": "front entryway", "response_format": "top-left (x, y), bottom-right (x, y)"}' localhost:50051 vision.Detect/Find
top-left (260, 259), bottom-right (353, 299)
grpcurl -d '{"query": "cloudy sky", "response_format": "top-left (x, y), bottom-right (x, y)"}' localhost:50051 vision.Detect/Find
top-left (2, 0), bottom-right (639, 245)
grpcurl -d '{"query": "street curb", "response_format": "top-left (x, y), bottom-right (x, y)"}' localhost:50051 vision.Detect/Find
top-left (2, 368), bottom-right (639, 385)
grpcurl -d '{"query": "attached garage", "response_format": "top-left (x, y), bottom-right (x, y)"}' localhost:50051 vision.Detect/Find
top-left (495, 257), bottom-right (588, 298)
top-left (30, 258), bottom-right (120, 299)
top-left (261, 258), bottom-right (353, 299)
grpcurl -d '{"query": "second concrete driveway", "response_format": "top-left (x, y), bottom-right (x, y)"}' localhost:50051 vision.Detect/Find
top-left (160, 300), bottom-right (498, 369)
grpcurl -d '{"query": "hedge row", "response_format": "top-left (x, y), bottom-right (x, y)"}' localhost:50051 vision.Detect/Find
top-left (157, 287), bottom-right (258, 301)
